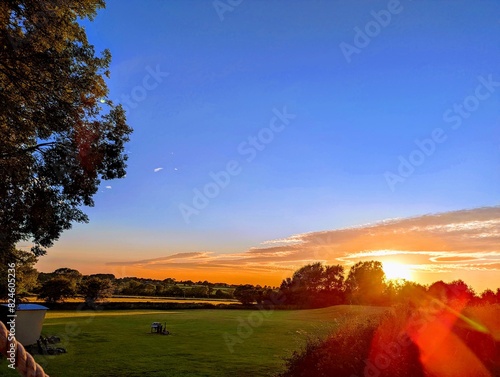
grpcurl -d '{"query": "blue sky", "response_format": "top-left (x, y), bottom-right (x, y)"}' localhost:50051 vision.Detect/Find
top-left (37, 0), bottom-right (500, 287)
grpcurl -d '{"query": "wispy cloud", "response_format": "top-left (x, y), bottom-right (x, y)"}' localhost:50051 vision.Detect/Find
top-left (107, 252), bottom-right (213, 267)
top-left (259, 235), bottom-right (304, 246)
top-left (154, 167), bottom-right (163, 173)
top-left (107, 206), bottom-right (500, 280)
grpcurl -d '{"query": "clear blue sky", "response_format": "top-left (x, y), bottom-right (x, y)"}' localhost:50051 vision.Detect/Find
top-left (37, 0), bottom-right (500, 286)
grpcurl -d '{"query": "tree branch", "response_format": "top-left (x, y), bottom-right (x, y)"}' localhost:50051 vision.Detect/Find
top-left (0, 141), bottom-right (57, 159)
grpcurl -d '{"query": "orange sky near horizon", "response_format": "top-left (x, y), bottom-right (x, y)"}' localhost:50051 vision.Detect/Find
top-left (35, 206), bottom-right (500, 292)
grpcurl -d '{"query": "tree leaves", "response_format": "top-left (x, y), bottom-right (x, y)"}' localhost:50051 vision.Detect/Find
top-left (0, 0), bottom-right (132, 256)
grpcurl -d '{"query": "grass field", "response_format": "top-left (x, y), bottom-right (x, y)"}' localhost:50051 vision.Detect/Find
top-left (1, 306), bottom-right (386, 377)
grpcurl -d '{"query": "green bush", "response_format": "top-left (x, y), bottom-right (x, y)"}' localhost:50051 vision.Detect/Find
top-left (280, 304), bottom-right (500, 376)
top-left (279, 315), bottom-right (381, 377)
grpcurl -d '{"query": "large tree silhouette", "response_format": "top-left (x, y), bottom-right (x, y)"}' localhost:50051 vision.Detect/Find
top-left (0, 0), bottom-right (132, 257)
top-left (345, 261), bottom-right (386, 305)
top-left (280, 262), bottom-right (345, 307)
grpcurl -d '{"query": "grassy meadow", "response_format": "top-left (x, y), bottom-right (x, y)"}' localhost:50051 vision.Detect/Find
top-left (1, 306), bottom-right (385, 377)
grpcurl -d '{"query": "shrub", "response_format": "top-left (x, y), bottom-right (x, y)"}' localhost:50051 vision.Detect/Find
top-left (280, 303), bottom-right (500, 376)
top-left (280, 315), bottom-right (381, 377)
top-left (38, 276), bottom-right (76, 303)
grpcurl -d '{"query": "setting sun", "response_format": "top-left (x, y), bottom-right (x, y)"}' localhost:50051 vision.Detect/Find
top-left (383, 262), bottom-right (413, 281)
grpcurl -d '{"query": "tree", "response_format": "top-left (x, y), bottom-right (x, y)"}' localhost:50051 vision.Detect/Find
top-left (38, 275), bottom-right (76, 303)
top-left (345, 261), bottom-right (386, 305)
top-left (233, 284), bottom-right (257, 305)
top-left (447, 279), bottom-right (476, 305)
top-left (79, 276), bottom-right (114, 305)
top-left (254, 285), bottom-right (264, 304)
top-left (142, 283), bottom-right (156, 296)
top-left (323, 265), bottom-right (345, 293)
top-left (384, 279), bottom-right (426, 306)
top-left (88, 273), bottom-right (115, 281)
top-left (207, 285), bottom-right (214, 298)
top-left (188, 286), bottom-right (209, 298)
top-left (54, 267), bottom-right (82, 282)
top-left (278, 263), bottom-right (345, 307)
top-left (427, 280), bottom-right (449, 302)
top-left (480, 289), bottom-right (496, 305)
top-left (121, 280), bottom-right (142, 295)
top-left (320, 265), bottom-right (345, 306)
top-left (0, 247), bottom-right (39, 299)
top-left (292, 263), bottom-right (325, 293)
top-left (0, 0), bottom-right (132, 257)
top-left (215, 289), bottom-right (232, 299)
top-left (46, 267), bottom-right (82, 294)
top-left (164, 285), bottom-right (184, 297)
top-left (279, 263), bottom-right (324, 306)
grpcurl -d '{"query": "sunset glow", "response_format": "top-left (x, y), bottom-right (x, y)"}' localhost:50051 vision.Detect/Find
top-left (26, 0), bottom-right (499, 294)
top-left (34, 207), bottom-right (500, 292)
top-left (3, 1), bottom-right (500, 377)
top-left (382, 262), bottom-right (413, 281)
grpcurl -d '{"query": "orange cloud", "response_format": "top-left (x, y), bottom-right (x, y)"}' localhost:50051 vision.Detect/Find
top-left (104, 206), bottom-right (500, 289)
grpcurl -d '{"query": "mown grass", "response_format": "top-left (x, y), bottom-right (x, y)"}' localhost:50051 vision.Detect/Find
top-left (0, 306), bottom-right (386, 377)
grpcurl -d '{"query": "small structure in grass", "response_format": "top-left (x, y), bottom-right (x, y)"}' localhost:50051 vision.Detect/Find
top-left (150, 321), bottom-right (169, 335)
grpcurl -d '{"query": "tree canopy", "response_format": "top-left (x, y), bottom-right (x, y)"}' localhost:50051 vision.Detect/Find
top-left (280, 262), bottom-right (345, 307)
top-left (38, 275), bottom-right (76, 303)
top-left (79, 276), bottom-right (114, 305)
top-left (233, 284), bottom-right (257, 305)
top-left (345, 261), bottom-right (386, 305)
top-left (0, 247), bottom-right (38, 299)
top-left (0, 0), bottom-right (132, 256)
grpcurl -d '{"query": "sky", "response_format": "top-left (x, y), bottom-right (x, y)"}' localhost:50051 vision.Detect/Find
top-left (34, 0), bottom-right (500, 292)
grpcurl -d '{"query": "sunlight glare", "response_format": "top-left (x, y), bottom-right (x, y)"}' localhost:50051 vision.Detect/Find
top-left (383, 262), bottom-right (413, 281)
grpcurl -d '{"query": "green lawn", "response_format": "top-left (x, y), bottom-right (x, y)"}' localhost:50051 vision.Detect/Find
top-left (1, 306), bottom-right (385, 377)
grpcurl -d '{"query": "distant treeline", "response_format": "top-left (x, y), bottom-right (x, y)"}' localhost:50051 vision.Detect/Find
top-left (234, 261), bottom-right (500, 308)
top-left (1, 249), bottom-right (499, 308)
top-left (33, 269), bottom-right (245, 303)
